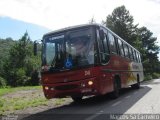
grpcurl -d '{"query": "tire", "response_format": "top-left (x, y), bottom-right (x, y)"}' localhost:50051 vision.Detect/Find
top-left (131, 76), bottom-right (140, 89)
top-left (71, 96), bottom-right (83, 103)
top-left (111, 80), bottom-right (119, 99)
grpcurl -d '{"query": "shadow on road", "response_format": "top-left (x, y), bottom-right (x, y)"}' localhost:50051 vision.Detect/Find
top-left (21, 85), bottom-right (151, 120)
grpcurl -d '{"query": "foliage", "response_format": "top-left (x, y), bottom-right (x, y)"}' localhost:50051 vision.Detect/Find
top-left (2, 32), bottom-right (41, 86)
top-left (0, 76), bottom-right (6, 88)
top-left (105, 5), bottom-right (138, 46)
top-left (0, 86), bottom-right (47, 115)
top-left (0, 38), bottom-right (15, 77)
top-left (144, 74), bottom-right (153, 81)
top-left (137, 27), bottom-right (160, 74)
top-left (15, 68), bottom-right (28, 86)
top-left (0, 86), bottom-right (41, 97)
top-left (0, 86), bottom-right (68, 115)
top-left (152, 73), bottom-right (160, 79)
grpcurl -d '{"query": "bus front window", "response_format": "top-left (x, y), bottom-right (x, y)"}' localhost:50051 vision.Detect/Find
top-left (43, 28), bottom-right (94, 71)
top-left (66, 29), bottom-right (94, 67)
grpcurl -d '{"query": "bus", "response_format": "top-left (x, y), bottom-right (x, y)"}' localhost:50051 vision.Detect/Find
top-left (36, 24), bottom-right (144, 102)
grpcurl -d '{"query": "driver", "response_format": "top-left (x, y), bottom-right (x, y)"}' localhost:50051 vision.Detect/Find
top-left (73, 37), bottom-right (87, 56)
top-left (73, 38), bottom-right (93, 65)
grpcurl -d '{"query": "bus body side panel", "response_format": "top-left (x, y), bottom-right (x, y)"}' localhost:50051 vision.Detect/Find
top-left (100, 55), bottom-right (129, 92)
top-left (99, 54), bottom-right (144, 94)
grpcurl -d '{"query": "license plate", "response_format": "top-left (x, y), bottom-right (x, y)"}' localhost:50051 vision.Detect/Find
top-left (81, 88), bottom-right (92, 93)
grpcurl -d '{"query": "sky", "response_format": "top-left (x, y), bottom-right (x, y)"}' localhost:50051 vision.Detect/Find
top-left (0, 0), bottom-right (160, 58)
top-left (0, 17), bottom-right (50, 40)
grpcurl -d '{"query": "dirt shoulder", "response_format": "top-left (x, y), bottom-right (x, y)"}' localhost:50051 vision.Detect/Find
top-left (0, 87), bottom-right (72, 115)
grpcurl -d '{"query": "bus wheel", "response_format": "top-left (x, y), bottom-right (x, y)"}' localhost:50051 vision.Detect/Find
top-left (71, 96), bottom-right (83, 103)
top-left (111, 80), bottom-right (119, 99)
top-left (131, 76), bottom-right (140, 89)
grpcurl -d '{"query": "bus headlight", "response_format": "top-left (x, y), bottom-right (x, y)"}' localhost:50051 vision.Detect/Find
top-left (88, 81), bottom-right (93, 86)
top-left (44, 86), bottom-right (49, 90)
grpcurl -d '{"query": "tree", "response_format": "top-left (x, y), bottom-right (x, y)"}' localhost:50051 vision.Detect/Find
top-left (104, 5), bottom-right (160, 79)
top-left (137, 27), bottom-right (159, 74)
top-left (3, 32), bottom-right (41, 86)
top-left (0, 38), bottom-right (15, 76)
top-left (105, 5), bottom-right (138, 46)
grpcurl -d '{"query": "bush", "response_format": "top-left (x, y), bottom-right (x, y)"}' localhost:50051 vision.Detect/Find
top-left (30, 70), bottom-right (40, 86)
top-left (15, 68), bottom-right (27, 86)
top-left (0, 99), bottom-right (4, 107)
top-left (144, 74), bottom-right (152, 81)
top-left (152, 73), bottom-right (160, 79)
top-left (0, 76), bottom-right (6, 88)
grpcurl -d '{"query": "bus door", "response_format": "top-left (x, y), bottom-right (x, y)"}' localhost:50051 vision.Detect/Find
top-left (96, 28), bottom-right (112, 94)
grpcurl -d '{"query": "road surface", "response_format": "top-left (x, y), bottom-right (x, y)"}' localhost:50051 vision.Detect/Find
top-left (21, 79), bottom-right (160, 120)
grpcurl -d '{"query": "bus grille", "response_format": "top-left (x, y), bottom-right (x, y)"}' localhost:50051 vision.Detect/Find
top-left (55, 84), bottom-right (79, 90)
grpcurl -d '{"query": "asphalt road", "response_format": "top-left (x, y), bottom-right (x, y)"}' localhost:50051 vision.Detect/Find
top-left (21, 79), bottom-right (160, 120)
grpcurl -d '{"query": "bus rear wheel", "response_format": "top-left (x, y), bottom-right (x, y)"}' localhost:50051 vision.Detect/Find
top-left (71, 96), bottom-right (83, 102)
top-left (111, 80), bottom-right (120, 99)
top-left (131, 76), bottom-right (140, 89)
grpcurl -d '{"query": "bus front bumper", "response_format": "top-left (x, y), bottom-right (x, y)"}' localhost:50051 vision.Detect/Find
top-left (42, 77), bottom-right (99, 99)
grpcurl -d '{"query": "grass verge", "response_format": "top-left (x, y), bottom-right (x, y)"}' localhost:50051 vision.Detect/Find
top-left (0, 86), bottom-right (67, 115)
top-left (0, 86), bottom-right (47, 115)
top-left (0, 86), bottom-right (41, 97)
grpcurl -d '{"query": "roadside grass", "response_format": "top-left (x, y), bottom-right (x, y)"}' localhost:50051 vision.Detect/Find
top-left (0, 86), bottom-right (41, 97)
top-left (0, 97), bottom-right (48, 115)
top-left (0, 86), bottom-right (47, 115)
top-left (0, 86), bottom-right (67, 115)
top-left (54, 98), bottom-right (66, 106)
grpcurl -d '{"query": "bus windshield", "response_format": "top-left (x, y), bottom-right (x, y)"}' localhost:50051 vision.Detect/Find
top-left (43, 28), bottom-right (94, 71)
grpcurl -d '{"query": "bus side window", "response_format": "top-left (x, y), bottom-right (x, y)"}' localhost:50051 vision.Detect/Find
top-left (122, 42), bottom-right (125, 57)
top-left (127, 45), bottom-right (130, 59)
top-left (137, 53), bottom-right (141, 63)
top-left (131, 48), bottom-right (134, 60)
top-left (98, 30), bottom-right (105, 53)
top-left (139, 54), bottom-right (141, 63)
top-left (133, 50), bottom-right (136, 62)
top-left (129, 47), bottom-right (133, 60)
top-left (118, 39), bottom-right (125, 57)
top-left (98, 29), bottom-right (109, 64)
top-left (104, 33), bottom-right (110, 54)
top-left (137, 52), bottom-right (140, 63)
top-left (114, 37), bottom-right (120, 55)
top-left (134, 51), bottom-right (138, 62)
top-left (108, 32), bottom-right (117, 54)
top-left (124, 44), bottom-right (129, 58)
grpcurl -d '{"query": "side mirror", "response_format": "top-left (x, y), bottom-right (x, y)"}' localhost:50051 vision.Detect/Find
top-left (99, 30), bottom-right (105, 40)
top-left (34, 41), bottom-right (38, 56)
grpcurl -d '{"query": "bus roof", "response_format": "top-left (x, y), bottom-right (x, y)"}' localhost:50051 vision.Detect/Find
top-left (43, 23), bottom-right (140, 53)
top-left (43, 23), bottom-right (100, 37)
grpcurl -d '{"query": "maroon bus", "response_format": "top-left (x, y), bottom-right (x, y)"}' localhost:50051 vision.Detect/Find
top-left (39, 24), bottom-right (144, 102)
